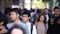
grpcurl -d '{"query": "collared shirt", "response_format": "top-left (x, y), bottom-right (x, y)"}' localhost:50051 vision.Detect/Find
top-left (45, 15), bottom-right (49, 22)
top-left (26, 22), bottom-right (37, 34)
top-left (6, 21), bottom-right (29, 34)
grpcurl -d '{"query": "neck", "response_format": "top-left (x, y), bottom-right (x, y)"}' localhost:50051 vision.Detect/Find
top-left (25, 21), bottom-right (29, 23)
top-left (14, 18), bottom-right (20, 24)
top-left (40, 21), bottom-right (44, 23)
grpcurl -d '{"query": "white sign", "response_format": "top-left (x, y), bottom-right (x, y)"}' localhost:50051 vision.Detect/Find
top-left (24, 0), bottom-right (31, 10)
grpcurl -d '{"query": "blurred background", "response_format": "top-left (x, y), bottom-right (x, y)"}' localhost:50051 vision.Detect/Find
top-left (0, 0), bottom-right (60, 34)
top-left (0, 0), bottom-right (60, 11)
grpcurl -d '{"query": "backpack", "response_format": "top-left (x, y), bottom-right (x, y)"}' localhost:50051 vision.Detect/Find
top-left (31, 23), bottom-right (33, 34)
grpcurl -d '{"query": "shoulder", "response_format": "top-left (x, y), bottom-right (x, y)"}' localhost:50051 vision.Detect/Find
top-left (19, 22), bottom-right (28, 29)
top-left (7, 23), bottom-right (14, 26)
top-left (20, 22), bottom-right (27, 26)
top-left (6, 23), bottom-right (14, 29)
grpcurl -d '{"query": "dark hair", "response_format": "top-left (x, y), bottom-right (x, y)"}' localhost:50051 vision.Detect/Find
top-left (0, 12), bottom-right (8, 26)
top-left (8, 25), bottom-right (26, 34)
top-left (54, 7), bottom-right (59, 11)
top-left (22, 11), bottom-right (31, 17)
top-left (9, 8), bottom-right (21, 15)
top-left (38, 13), bottom-right (46, 24)
top-left (45, 8), bottom-right (48, 10)
top-left (5, 7), bottom-right (11, 14)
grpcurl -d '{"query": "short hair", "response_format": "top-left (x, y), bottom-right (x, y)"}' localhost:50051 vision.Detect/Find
top-left (9, 8), bottom-right (21, 15)
top-left (8, 25), bottom-right (26, 34)
top-left (5, 7), bottom-right (11, 14)
top-left (54, 7), bottom-right (59, 11)
top-left (22, 11), bottom-right (31, 17)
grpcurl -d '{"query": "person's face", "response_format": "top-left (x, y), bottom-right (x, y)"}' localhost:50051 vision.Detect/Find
top-left (54, 9), bottom-right (59, 14)
top-left (45, 9), bottom-right (48, 14)
top-left (40, 15), bottom-right (45, 22)
top-left (9, 11), bottom-right (19, 22)
top-left (11, 28), bottom-right (23, 34)
top-left (22, 14), bottom-right (29, 22)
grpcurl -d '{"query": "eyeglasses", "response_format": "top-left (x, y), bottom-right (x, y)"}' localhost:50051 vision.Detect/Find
top-left (22, 16), bottom-right (28, 17)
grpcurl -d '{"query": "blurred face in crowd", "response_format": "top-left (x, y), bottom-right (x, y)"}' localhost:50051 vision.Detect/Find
top-left (54, 9), bottom-right (59, 15)
top-left (11, 28), bottom-right (23, 34)
top-left (9, 11), bottom-right (19, 22)
top-left (40, 15), bottom-right (45, 22)
top-left (45, 9), bottom-right (48, 14)
top-left (22, 14), bottom-right (30, 22)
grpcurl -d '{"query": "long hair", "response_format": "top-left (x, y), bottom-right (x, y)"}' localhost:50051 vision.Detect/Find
top-left (38, 12), bottom-right (46, 24)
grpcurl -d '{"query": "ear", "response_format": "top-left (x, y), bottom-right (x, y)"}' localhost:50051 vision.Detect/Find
top-left (29, 17), bottom-right (30, 19)
top-left (17, 14), bottom-right (19, 17)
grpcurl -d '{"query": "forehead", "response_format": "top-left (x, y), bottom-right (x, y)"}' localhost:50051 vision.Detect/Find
top-left (54, 9), bottom-right (59, 11)
top-left (40, 15), bottom-right (44, 17)
top-left (9, 11), bottom-right (17, 15)
top-left (11, 28), bottom-right (23, 34)
top-left (10, 11), bottom-right (16, 13)
top-left (23, 14), bottom-right (28, 16)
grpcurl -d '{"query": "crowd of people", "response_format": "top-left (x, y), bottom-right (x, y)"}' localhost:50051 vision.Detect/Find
top-left (0, 6), bottom-right (60, 34)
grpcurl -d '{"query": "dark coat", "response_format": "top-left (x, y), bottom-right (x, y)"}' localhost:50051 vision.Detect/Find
top-left (47, 16), bottom-right (60, 34)
top-left (47, 23), bottom-right (60, 34)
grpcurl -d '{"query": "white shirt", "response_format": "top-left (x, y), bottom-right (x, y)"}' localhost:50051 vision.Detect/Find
top-left (26, 22), bottom-right (37, 34)
top-left (45, 15), bottom-right (49, 22)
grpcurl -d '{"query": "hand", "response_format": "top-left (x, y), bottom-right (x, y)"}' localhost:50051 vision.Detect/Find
top-left (1, 29), bottom-right (8, 34)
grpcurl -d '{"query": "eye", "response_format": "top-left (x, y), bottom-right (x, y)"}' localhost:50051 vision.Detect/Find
top-left (0, 29), bottom-right (2, 31)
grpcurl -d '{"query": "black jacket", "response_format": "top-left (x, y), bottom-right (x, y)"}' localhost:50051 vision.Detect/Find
top-left (47, 23), bottom-right (60, 34)
top-left (47, 16), bottom-right (60, 34)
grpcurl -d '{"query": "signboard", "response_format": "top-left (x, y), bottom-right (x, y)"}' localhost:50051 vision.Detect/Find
top-left (24, 0), bottom-right (31, 10)
top-left (6, 0), bottom-right (12, 4)
top-left (12, 0), bottom-right (19, 5)
top-left (32, 0), bottom-right (49, 9)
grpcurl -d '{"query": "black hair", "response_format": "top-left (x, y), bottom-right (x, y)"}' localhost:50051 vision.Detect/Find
top-left (9, 8), bottom-right (21, 15)
top-left (0, 12), bottom-right (8, 26)
top-left (5, 7), bottom-right (11, 14)
top-left (8, 25), bottom-right (26, 34)
top-left (54, 7), bottom-right (59, 11)
top-left (45, 8), bottom-right (48, 10)
top-left (22, 11), bottom-right (31, 17)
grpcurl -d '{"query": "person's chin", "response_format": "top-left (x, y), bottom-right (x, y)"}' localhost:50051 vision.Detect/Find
top-left (10, 20), bottom-right (14, 22)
